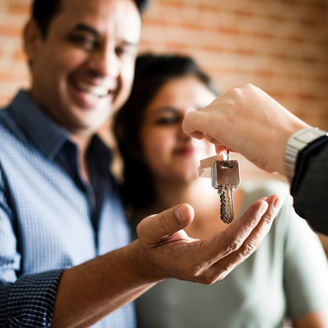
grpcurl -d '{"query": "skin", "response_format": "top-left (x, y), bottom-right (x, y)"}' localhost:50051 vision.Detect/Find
top-left (182, 83), bottom-right (309, 176)
top-left (140, 75), bottom-right (215, 186)
top-left (140, 77), bottom-right (328, 327)
top-left (22, 1), bottom-right (283, 327)
top-left (24, 0), bottom-right (141, 181)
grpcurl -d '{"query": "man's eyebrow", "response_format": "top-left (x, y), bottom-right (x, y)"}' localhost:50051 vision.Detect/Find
top-left (72, 24), bottom-right (139, 47)
top-left (121, 39), bottom-right (139, 47)
top-left (73, 23), bottom-right (100, 37)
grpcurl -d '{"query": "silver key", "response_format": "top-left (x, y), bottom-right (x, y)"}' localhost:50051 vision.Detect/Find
top-left (211, 153), bottom-right (240, 223)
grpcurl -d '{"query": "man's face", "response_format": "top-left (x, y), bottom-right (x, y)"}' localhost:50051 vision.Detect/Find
top-left (27, 0), bottom-right (141, 137)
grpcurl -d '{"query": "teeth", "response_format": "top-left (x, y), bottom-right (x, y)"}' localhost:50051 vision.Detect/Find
top-left (77, 82), bottom-right (109, 97)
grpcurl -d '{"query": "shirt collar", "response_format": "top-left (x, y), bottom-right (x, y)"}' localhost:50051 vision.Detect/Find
top-left (88, 135), bottom-right (113, 170)
top-left (9, 90), bottom-right (113, 166)
top-left (9, 90), bottom-right (70, 160)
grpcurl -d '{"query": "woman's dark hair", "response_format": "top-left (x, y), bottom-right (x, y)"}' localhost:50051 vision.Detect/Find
top-left (32, 0), bottom-right (150, 38)
top-left (113, 53), bottom-right (218, 210)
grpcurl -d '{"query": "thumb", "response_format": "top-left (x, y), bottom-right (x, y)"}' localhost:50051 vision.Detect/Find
top-left (182, 111), bottom-right (208, 139)
top-left (183, 111), bottom-right (222, 145)
top-left (137, 204), bottom-right (194, 246)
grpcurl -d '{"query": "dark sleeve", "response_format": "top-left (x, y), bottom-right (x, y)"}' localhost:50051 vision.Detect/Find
top-left (0, 270), bottom-right (64, 327)
top-left (291, 139), bottom-right (328, 234)
top-left (0, 163), bottom-right (64, 327)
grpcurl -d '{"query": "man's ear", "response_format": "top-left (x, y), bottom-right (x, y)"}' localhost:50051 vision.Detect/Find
top-left (23, 19), bottom-right (43, 66)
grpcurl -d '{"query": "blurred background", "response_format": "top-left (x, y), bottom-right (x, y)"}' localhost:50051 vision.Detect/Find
top-left (1, 0), bottom-right (328, 127)
top-left (1, 0), bottom-right (328, 252)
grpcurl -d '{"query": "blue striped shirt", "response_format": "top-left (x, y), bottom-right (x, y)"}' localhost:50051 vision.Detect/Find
top-left (0, 91), bottom-right (136, 327)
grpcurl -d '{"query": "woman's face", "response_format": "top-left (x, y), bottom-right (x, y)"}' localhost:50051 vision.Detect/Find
top-left (140, 75), bottom-right (216, 184)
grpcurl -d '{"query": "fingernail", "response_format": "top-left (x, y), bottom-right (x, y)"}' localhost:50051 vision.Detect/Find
top-left (274, 196), bottom-right (284, 209)
top-left (259, 202), bottom-right (269, 216)
top-left (191, 131), bottom-right (204, 139)
top-left (174, 206), bottom-right (183, 223)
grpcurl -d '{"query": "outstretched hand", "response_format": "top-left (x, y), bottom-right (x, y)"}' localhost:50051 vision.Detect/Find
top-left (135, 194), bottom-right (283, 284)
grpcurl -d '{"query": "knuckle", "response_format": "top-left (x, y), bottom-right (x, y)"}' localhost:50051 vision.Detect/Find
top-left (136, 221), bottom-right (144, 239)
top-left (215, 271), bottom-right (228, 282)
top-left (229, 240), bottom-right (242, 252)
top-left (221, 235), bottom-right (242, 256)
top-left (262, 214), bottom-right (273, 225)
top-left (241, 240), bottom-right (259, 257)
top-left (245, 82), bottom-right (254, 89)
top-left (230, 87), bottom-right (241, 97)
top-left (205, 277), bottom-right (217, 285)
top-left (188, 264), bottom-right (203, 277)
top-left (199, 272), bottom-right (217, 285)
top-left (136, 214), bottom-right (156, 237)
top-left (211, 267), bottom-right (231, 283)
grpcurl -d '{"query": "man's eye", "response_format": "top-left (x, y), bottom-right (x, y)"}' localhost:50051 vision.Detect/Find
top-left (115, 47), bottom-right (127, 56)
top-left (115, 46), bottom-right (137, 58)
top-left (68, 35), bottom-right (98, 51)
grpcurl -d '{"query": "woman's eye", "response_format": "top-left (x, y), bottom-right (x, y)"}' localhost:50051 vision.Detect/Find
top-left (155, 117), bottom-right (180, 125)
top-left (69, 35), bottom-right (98, 51)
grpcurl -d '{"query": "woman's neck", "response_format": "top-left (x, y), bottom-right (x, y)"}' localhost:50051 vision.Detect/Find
top-left (148, 178), bottom-right (213, 212)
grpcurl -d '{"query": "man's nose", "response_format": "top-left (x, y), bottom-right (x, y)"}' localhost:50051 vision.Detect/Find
top-left (88, 46), bottom-right (120, 78)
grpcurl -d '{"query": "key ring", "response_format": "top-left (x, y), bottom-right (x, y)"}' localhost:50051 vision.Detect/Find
top-left (223, 147), bottom-right (232, 168)
top-left (226, 147), bottom-right (230, 161)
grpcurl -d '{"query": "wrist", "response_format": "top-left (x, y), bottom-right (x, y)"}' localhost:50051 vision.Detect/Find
top-left (285, 127), bottom-right (328, 183)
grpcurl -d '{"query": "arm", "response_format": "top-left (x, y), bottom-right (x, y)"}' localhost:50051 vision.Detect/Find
top-left (0, 155), bottom-right (283, 327)
top-left (52, 195), bottom-right (283, 327)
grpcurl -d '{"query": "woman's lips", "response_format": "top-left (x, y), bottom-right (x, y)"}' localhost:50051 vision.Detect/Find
top-left (174, 146), bottom-right (195, 156)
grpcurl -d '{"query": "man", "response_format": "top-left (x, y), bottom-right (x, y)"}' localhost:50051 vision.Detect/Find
top-left (183, 83), bottom-right (328, 235)
top-left (0, 1), bottom-right (282, 327)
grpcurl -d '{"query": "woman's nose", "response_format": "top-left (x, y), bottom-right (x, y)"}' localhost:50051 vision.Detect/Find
top-left (177, 123), bottom-right (191, 141)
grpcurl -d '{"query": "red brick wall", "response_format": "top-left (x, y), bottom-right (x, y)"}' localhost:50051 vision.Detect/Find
top-left (0, 0), bottom-right (30, 106)
top-left (1, 0), bottom-right (328, 129)
top-left (139, 0), bottom-right (328, 129)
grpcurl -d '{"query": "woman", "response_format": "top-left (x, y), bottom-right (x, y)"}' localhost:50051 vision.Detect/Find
top-left (113, 53), bottom-right (328, 328)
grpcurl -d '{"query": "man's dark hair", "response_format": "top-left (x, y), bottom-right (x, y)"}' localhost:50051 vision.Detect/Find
top-left (113, 53), bottom-right (219, 210)
top-left (32, 0), bottom-right (150, 38)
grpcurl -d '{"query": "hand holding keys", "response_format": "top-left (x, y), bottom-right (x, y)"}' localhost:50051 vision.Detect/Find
top-left (199, 150), bottom-right (240, 223)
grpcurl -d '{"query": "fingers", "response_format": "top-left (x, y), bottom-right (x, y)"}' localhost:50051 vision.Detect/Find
top-left (189, 130), bottom-right (205, 140)
top-left (207, 194), bottom-right (284, 282)
top-left (215, 145), bottom-right (228, 154)
top-left (137, 204), bottom-right (194, 246)
top-left (136, 195), bottom-right (283, 285)
top-left (222, 194), bottom-right (283, 259)
top-left (215, 145), bottom-right (237, 154)
top-left (199, 194), bottom-right (283, 267)
top-left (197, 198), bottom-right (269, 265)
top-left (183, 111), bottom-right (215, 141)
top-left (183, 111), bottom-right (227, 148)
